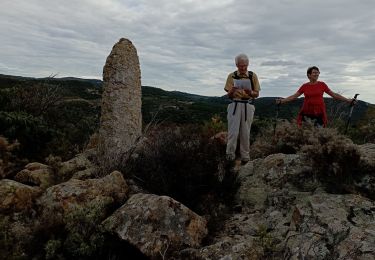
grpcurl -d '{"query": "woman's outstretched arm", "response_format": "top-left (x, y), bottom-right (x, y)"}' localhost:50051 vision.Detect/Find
top-left (276, 91), bottom-right (302, 104)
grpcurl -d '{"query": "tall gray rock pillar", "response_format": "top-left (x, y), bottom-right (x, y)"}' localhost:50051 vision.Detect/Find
top-left (98, 38), bottom-right (142, 171)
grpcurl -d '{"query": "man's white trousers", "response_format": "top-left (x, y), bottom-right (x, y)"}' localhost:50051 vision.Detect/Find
top-left (226, 102), bottom-right (255, 161)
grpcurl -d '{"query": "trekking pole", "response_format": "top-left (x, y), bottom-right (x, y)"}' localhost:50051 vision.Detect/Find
top-left (273, 100), bottom-right (281, 137)
top-left (344, 94), bottom-right (359, 134)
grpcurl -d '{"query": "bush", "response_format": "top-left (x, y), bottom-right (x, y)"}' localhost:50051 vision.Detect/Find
top-left (250, 120), bottom-right (315, 159)
top-left (33, 199), bottom-right (110, 260)
top-left (251, 120), bottom-right (365, 193)
top-left (300, 128), bottom-right (362, 192)
top-left (124, 124), bottom-right (239, 216)
top-left (347, 122), bottom-right (375, 144)
top-left (0, 111), bottom-right (55, 161)
top-left (0, 213), bottom-right (35, 260)
top-left (0, 136), bottom-right (22, 178)
top-left (0, 81), bottom-right (99, 162)
top-left (62, 200), bottom-right (108, 258)
top-left (201, 114), bottom-right (226, 137)
top-left (4, 81), bottom-right (62, 117)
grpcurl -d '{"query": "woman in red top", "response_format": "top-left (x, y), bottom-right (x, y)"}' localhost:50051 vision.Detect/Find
top-left (277, 66), bottom-right (354, 127)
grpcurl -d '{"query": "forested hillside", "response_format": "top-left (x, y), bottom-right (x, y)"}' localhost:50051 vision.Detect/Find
top-left (0, 74), bottom-right (373, 164)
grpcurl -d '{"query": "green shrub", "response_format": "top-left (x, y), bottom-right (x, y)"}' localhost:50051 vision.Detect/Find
top-left (250, 120), bottom-right (312, 159)
top-left (124, 124), bottom-right (239, 216)
top-left (347, 122), bottom-right (375, 144)
top-left (0, 136), bottom-right (20, 178)
top-left (35, 199), bottom-right (110, 260)
top-left (0, 214), bottom-right (32, 260)
top-left (27, 197), bottom-right (148, 260)
top-left (3, 81), bottom-right (62, 117)
top-left (202, 114), bottom-right (226, 137)
top-left (45, 239), bottom-right (63, 260)
top-left (0, 215), bottom-right (13, 259)
top-left (0, 81), bottom-right (99, 162)
top-left (255, 224), bottom-right (279, 256)
top-left (0, 111), bottom-right (54, 160)
top-left (251, 120), bottom-right (365, 193)
top-left (301, 128), bottom-right (362, 192)
top-left (62, 200), bottom-right (108, 258)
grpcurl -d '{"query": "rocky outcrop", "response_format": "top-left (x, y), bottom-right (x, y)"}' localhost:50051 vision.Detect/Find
top-left (98, 38), bottom-right (142, 170)
top-left (287, 193), bottom-right (375, 259)
top-left (236, 153), bottom-right (308, 212)
top-left (0, 179), bottom-right (42, 213)
top-left (2, 145), bottom-right (375, 259)
top-left (102, 193), bottom-right (208, 259)
top-left (180, 152), bottom-right (375, 259)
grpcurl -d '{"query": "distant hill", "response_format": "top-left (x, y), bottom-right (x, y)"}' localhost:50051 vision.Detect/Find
top-left (0, 73), bottom-right (372, 125)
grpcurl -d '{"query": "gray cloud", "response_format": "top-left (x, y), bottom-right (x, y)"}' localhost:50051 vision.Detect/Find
top-left (261, 60), bottom-right (298, 66)
top-left (0, 0), bottom-right (374, 103)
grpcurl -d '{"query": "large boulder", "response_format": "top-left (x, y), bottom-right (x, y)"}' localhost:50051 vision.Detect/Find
top-left (14, 162), bottom-right (55, 189)
top-left (0, 179), bottom-right (42, 213)
top-left (102, 193), bottom-right (208, 259)
top-left (37, 171), bottom-right (128, 224)
top-left (58, 150), bottom-right (96, 180)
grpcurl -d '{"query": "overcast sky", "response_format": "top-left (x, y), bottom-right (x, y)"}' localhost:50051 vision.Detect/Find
top-left (1, 0), bottom-right (375, 103)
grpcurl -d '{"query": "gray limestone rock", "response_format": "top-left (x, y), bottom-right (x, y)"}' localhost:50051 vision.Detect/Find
top-left (0, 179), bottom-right (42, 213)
top-left (37, 171), bottom-right (129, 224)
top-left (14, 162), bottom-right (55, 189)
top-left (102, 193), bottom-right (208, 259)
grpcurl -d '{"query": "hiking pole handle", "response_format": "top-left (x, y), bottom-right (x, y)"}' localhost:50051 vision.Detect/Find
top-left (276, 101), bottom-right (280, 114)
top-left (351, 93), bottom-right (359, 105)
top-left (348, 94), bottom-right (359, 116)
top-left (345, 93), bottom-right (359, 134)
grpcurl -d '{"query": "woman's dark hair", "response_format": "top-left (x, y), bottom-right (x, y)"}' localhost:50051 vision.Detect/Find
top-left (307, 66), bottom-right (319, 75)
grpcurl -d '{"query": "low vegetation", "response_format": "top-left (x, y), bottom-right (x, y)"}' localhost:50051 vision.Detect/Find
top-left (0, 74), bottom-right (372, 167)
top-left (124, 123), bottom-right (238, 216)
top-left (1, 74), bottom-right (375, 259)
top-left (251, 120), bottom-right (374, 194)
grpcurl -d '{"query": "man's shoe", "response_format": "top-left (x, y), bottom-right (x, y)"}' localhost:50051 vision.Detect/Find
top-left (225, 154), bottom-right (236, 168)
top-left (241, 159), bottom-right (250, 165)
top-left (226, 154), bottom-right (235, 161)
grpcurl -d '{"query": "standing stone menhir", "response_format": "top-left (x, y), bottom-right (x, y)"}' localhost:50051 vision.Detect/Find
top-left (98, 38), bottom-right (142, 170)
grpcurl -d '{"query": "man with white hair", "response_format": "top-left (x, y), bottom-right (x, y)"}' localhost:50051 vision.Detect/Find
top-left (224, 53), bottom-right (260, 165)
